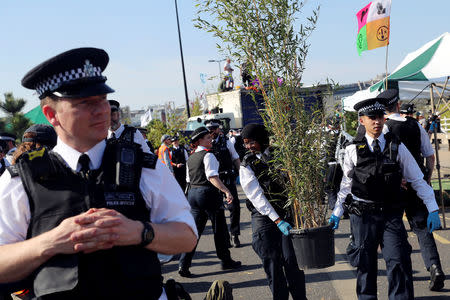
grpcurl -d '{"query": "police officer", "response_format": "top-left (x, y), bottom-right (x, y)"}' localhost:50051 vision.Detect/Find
top-left (0, 132), bottom-right (17, 164)
top-left (0, 47), bottom-right (197, 299)
top-left (0, 140), bottom-right (7, 176)
top-left (137, 127), bottom-right (155, 153)
top-left (207, 121), bottom-right (242, 247)
top-left (380, 89), bottom-right (445, 291)
top-left (170, 136), bottom-right (188, 191)
top-left (10, 124), bottom-right (57, 164)
top-left (179, 127), bottom-right (241, 277)
top-left (399, 103), bottom-right (415, 118)
top-left (240, 124), bottom-right (306, 300)
top-left (107, 99), bottom-right (152, 154)
top-left (229, 129), bottom-right (246, 161)
top-left (328, 97), bottom-right (441, 300)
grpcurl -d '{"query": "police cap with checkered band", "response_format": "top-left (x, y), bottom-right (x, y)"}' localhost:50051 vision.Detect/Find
top-left (21, 47), bottom-right (114, 99)
top-left (354, 97), bottom-right (388, 117)
top-left (376, 89), bottom-right (399, 107)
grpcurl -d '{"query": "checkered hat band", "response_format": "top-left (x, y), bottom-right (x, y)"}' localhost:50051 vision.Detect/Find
top-left (35, 66), bottom-right (102, 96)
top-left (359, 102), bottom-right (385, 113)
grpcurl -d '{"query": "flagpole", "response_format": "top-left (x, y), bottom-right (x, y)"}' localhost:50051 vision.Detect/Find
top-left (384, 44), bottom-right (389, 90)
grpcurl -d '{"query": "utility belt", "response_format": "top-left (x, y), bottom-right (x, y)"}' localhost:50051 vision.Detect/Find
top-left (219, 170), bottom-right (236, 185)
top-left (343, 195), bottom-right (385, 216)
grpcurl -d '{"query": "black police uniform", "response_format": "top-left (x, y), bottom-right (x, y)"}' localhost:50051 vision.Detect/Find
top-left (346, 131), bottom-right (414, 300)
top-left (171, 144), bottom-right (187, 191)
top-left (178, 145), bottom-right (236, 274)
top-left (233, 135), bottom-right (246, 161)
top-left (211, 135), bottom-right (241, 240)
top-left (0, 158), bottom-right (5, 177)
top-left (382, 91), bottom-right (444, 290)
top-left (8, 129), bottom-right (162, 299)
top-left (2, 47), bottom-right (167, 299)
top-left (242, 149), bottom-right (306, 300)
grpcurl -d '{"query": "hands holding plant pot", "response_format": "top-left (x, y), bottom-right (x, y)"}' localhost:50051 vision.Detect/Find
top-left (328, 215), bottom-right (340, 230)
top-left (277, 220), bottom-right (292, 236)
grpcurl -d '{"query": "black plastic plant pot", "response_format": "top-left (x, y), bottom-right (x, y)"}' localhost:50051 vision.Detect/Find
top-left (289, 224), bottom-right (335, 269)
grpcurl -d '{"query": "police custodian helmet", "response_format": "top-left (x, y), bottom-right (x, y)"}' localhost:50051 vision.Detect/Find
top-left (21, 47), bottom-right (115, 99)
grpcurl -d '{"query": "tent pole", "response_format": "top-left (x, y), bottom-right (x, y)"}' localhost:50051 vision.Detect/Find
top-left (430, 84), bottom-right (446, 228)
top-left (384, 45), bottom-right (389, 90)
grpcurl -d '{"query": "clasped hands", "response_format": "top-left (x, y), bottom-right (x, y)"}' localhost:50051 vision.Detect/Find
top-left (50, 208), bottom-right (142, 255)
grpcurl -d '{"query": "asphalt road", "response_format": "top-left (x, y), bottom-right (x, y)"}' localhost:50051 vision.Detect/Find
top-left (162, 187), bottom-right (450, 300)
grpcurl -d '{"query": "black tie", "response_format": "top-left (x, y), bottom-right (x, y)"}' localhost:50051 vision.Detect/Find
top-left (112, 132), bottom-right (116, 139)
top-left (78, 154), bottom-right (90, 176)
top-left (373, 139), bottom-right (381, 154)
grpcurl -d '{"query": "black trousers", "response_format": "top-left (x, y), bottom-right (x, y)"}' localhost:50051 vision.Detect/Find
top-left (404, 187), bottom-right (442, 270)
top-left (251, 212), bottom-right (306, 300)
top-left (179, 186), bottom-right (231, 269)
top-left (173, 167), bottom-right (186, 192)
top-left (225, 181), bottom-right (241, 236)
top-left (347, 210), bottom-right (413, 300)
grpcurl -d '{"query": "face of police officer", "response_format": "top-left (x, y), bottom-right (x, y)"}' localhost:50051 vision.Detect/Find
top-left (110, 109), bottom-right (120, 130)
top-left (209, 127), bottom-right (220, 139)
top-left (243, 138), bottom-right (262, 153)
top-left (42, 94), bottom-right (110, 152)
top-left (198, 133), bottom-right (213, 149)
top-left (172, 140), bottom-right (179, 147)
top-left (359, 113), bottom-right (385, 139)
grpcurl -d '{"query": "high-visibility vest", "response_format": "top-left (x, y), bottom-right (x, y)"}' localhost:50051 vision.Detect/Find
top-left (157, 144), bottom-right (172, 165)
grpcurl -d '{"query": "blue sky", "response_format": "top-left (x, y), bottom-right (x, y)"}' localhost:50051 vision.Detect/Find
top-left (0, 0), bottom-right (449, 113)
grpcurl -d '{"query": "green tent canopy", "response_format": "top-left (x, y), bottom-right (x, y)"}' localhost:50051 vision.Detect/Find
top-left (24, 105), bottom-right (51, 125)
top-left (370, 32), bottom-right (450, 92)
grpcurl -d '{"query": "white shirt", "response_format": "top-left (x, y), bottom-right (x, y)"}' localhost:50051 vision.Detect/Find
top-left (186, 146), bottom-right (219, 183)
top-left (332, 132), bottom-right (439, 218)
top-left (0, 138), bottom-right (198, 245)
top-left (214, 136), bottom-right (239, 161)
top-left (5, 147), bottom-right (16, 164)
top-left (383, 113), bottom-right (434, 157)
top-left (239, 148), bottom-right (280, 221)
top-left (108, 123), bottom-right (151, 154)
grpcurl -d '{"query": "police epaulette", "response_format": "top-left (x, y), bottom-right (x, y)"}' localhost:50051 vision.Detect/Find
top-left (241, 152), bottom-right (256, 168)
top-left (7, 165), bottom-right (19, 177)
top-left (142, 153), bottom-right (157, 169)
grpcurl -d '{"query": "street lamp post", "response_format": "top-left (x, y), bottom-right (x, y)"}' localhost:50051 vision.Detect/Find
top-left (174, 0), bottom-right (191, 118)
top-left (208, 59), bottom-right (225, 81)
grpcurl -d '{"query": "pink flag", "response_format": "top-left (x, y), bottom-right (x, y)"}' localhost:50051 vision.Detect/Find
top-left (356, 2), bottom-right (371, 32)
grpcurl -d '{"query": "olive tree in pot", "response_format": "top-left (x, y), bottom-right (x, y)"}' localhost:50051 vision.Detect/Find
top-left (195, 0), bottom-right (335, 269)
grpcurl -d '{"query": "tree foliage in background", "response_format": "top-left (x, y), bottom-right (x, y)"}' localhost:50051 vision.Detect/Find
top-left (191, 96), bottom-right (204, 117)
top-left (343, 111), bottom-right (358, 136)
top-left (195, 0), bottom-right (329, 229)
top-left (0, 92), bottom-right (32, 140)
top-left (145, 103), bottom-right (189, 149)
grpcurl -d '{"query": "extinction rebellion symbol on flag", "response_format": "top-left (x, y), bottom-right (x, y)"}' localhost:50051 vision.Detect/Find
top-left (377, 26), bottom-right (389, 41)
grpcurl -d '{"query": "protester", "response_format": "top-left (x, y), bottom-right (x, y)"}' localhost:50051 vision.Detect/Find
top-left (223, 58), bottom-right (234, 90)
top-left (240, 123), bottom-right (306, 300)
top-left (0, 47), bottom-right (197, 299)
top-left (329, 96), bottom-right (441, 299)
top-left (179, 127), bottom-right (241, 277)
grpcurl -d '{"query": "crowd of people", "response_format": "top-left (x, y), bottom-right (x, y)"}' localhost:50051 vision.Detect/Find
top-left (0, 47), bottom-right (446, 300)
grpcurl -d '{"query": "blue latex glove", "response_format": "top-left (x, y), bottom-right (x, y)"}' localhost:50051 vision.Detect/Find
top-left (328, 215), bottom-right (340, 230)
top-left (277, 220), bottom-right (292, 236)
top-left (427, 211), bottom-right (441, 233)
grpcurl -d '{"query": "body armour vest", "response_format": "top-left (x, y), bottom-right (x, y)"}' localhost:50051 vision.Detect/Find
top-left (13, 138), bottom-right (162, 299)
top-left (386, 117), bottom-right (424, 170)
top-left (171, 146), bottom-right (187, 165)
top-left (233, 135), bottom-right (246, 161)
top-left (0, 158), bottom-right (5, 176)
top-left (211, 135), bottom-right (233, 176)
top-left (242, 149), bottom-right (287, 218)
top-left (188, 150), bottom-right (212, 187)
top-left (350, 133), bottom-right (402, 205)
